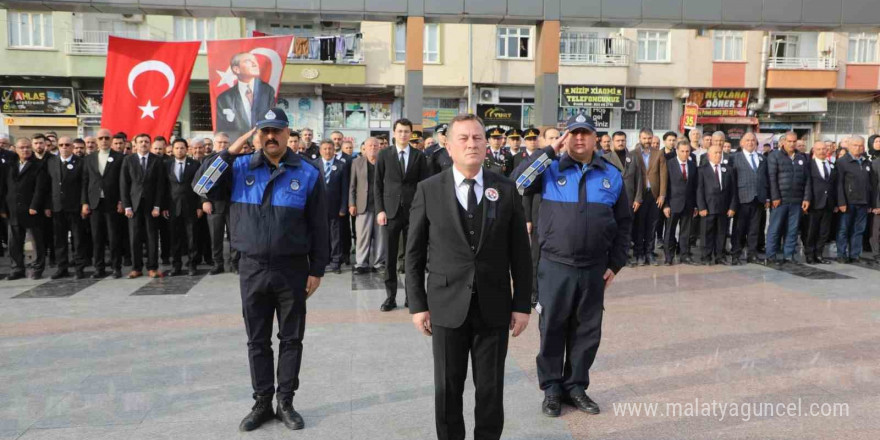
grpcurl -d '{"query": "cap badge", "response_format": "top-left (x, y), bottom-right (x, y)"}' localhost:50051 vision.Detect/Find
top-left (265, 110), bottom-right (276, 120)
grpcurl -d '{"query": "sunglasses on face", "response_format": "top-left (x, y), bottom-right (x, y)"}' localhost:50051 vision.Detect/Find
top-left (97, 136), bottom-right (110, 140)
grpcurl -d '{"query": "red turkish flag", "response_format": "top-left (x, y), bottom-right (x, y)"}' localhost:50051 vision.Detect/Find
top-left (206, 36), bottom-right (293, 138)
top-left (101, 36), bottom-right (200, 139)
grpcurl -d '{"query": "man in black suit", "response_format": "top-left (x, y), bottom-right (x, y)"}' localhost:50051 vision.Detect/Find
top-left (300, 128), bottom-right (320, 161)
top-left (805, 141), bottom-right (837, 264)
top-left (81, 128), bottom-right (125, 279)
top-left (319, 140), bottom-right (349, 273)
top-left (201, 132), bottom-right (240, 275)
top-left (729, 132), bottom-right (770, 265)
top-left (375, 118), bottom-right (430, 311)
top-left (2, 138), bottom-right (50, 279)
top-left (215, 52), bottom-right (276, 136)
top-left (662, 140), bottom-right (698, 265)
top-left (46, 137), bottom-right (87, 279)
top-left (162, 139), bottom-right (202, 276)
top-left (120, 133), bottom-right (167, 279)
top-left (407, 113), bottom-right (532, 440)
top-left (697, 145), bottom-right (738, 265)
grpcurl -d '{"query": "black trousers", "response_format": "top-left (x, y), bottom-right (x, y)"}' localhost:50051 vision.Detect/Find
top-left (169, 214), bottom-right (197, 270)
top-left (208, 211), bottom-right (239, 269)
top-left (129, 206), bottom-right (160, 271)
top-left (9, 221), bottom-right (45, 273)
top-left (701, 214), bottom-right (729, 261)
top-left (529, 224), bottom-right (540, 304)
top-left (731, 200), bottom-right (763, 258)
top-left (42, 215), bottom-right (54, 261)
top-left (118, 212), bottom-right (131, 264)
top-left (157, 216), bottom-right (171, 263)
top-left (91, 200), bottom-right (122, 271)
top-left (54, 211), bottom-right (86, 271)
top-left (328, 216), bottom-right (343, 266)
top-left (633, 192), bottom-right (659, 258)
top-left (194, 215), bottom-right (212, 265)
top-left (432, 296), bottom-right (508, 440)
top-left (239, 256), bottom-right (308, 401)
top-left (805, 207), bottom-right (834, 259)
top-left (340, 213), bottom-right (352, 264)
top-left (536, 259), bottom-right (605, 397)
top-left (664, 209), bottom-right (694, 261)
top-left (383, 213), bottom-right (408, 298)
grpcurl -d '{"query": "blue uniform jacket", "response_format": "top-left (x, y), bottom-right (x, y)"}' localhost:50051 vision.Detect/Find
top-left (193, 149), bottom-right (329, 277)
top-left (515, 147), bottom-right (632, 273)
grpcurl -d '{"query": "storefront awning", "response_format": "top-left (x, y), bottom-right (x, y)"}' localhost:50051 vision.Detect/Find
top-left (697, 116), bottom-right (759, 125)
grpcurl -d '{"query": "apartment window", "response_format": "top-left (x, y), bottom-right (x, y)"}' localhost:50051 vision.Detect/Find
top-left (190, 93), bottom-right (214, 131)
top-left (393, 23), bottom-right (440, 63)
top-left (621, 99), bottom-right (672, 130)
top-left (823, 101), bottom-right (872, 135)
top-left (497, 27), bottom-right (530, 59)
top-left (770, 33), bottom-right (800, 58)
top-left (713, 31), bottom-right (744, 61)
top-left (174, 17), bottom-right (215, 52)
top-left (637, 31), bottom-right (669, 62)
top-left (848, 33), bottom-right (878, 63)
top-left (7, 11), bottom-right (54, 48)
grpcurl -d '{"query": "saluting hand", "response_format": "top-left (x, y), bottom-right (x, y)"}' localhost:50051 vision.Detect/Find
top-left (551, 130), bottom-right (571, 155)
top-left (510, 312), bottom-right (529, 337)
top-left (228, 127), bottom-right (257, 155)
top-left (413, 311), bottom-right (432, 336)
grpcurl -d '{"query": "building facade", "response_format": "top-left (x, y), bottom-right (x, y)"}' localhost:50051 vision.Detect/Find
top-left (2, 8), bottom-right (879, 148)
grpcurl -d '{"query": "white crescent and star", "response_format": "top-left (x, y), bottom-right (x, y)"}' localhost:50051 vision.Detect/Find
top-left (215, 47), bottom-right (283, 90)
top-left (127, 60), bottom-right (176, 119)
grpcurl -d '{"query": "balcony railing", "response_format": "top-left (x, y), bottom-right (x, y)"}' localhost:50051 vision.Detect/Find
top-left (66, 30), bottom-right (163, 55)
top-left (560, 36), bottom-right (633, 66)
top-left (768, 56), bottom-right (838, 70)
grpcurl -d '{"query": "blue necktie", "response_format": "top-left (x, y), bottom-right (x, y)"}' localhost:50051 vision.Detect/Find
top-left (324, 161), bottom-right (331, 184)
top-left (749, 153), bottom-right (757, 171)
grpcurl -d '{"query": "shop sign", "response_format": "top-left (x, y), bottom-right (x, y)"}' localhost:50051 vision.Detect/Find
top-left (1, 86), bottom-right (76, 115)
top-left (560, 85), bottom-right (625, 108)
top-left (76, 90), bottom-right (104, 115)
top-left (768, 97), bottom-right (828, 113)
top-left (687, 89), bottom-right (750, 117)
top-left (477, 104), bottom-right (522, 130)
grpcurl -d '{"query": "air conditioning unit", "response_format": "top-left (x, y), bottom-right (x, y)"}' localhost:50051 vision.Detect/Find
top-left (478, 87), bottom-right (500, 105)
top-left (623, 99), bottom-right (641, 112)
top-left (121, 14), bottom-right (144, 23)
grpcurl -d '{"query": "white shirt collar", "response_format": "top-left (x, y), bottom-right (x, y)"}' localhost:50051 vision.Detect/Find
top-left (452, 166), bottom-right (484, 188)
top-left (395, 145), bottom-right (410, 156)
top-left (237, 79), bottom-right (255, 92)
top-left (175, 158), bottom-right (187, 165)
top-left (677, 157), bottom-right (688, 166)
top-left (137, 152), bottom-right (149, 160)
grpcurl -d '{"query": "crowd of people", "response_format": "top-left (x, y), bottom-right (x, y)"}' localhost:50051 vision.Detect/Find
top-left (2, 121), bottom-right (877, 283)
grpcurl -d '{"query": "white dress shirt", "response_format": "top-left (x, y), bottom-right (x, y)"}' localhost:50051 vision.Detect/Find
top-left (237, 79), bottom-right (255, 124)
top-left (395, 145), bottom-right (411, 171)
top-left (814, 158), bottom-right (829, 179)
top-left (452, 167), bottom-right (484, 210)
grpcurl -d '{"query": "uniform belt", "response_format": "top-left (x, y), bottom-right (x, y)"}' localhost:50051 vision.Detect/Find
top-left (240, 254), bottom-right (309, 271)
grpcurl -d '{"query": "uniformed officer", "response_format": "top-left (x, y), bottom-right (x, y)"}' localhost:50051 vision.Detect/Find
top-left (515, 113), bottom-right (632, 417)
top-left (426, 124), bottom-right (453, 176)
top-left (409, 130), bottom-right (425, 151)
top-left (513, 128), bottom-right (540, 171)
top-left (505, 128), bottom-right (523, 156)
top-left (193, 108), bottom-right (329, 432)
top-left (485, 126), bottom-right (513, 177)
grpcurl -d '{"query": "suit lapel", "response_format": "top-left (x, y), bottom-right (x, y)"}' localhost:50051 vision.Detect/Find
top-left (476, 172), bottom-right (493, 254)
top-left (404, 148), bottom-right (417, 178)
top-left (444, 170), bottom-right (470, 249)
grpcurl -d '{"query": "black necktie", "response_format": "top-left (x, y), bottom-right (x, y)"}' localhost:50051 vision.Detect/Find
top-left (178, 162), bottom-right (184, 182)
top-left (824, 161), bottom-right (830, 180)
top-left (399, 150), bottom-right (406, 175)
top-left (141, 156), bottom-right (147, 172)
top-left (464, 179), bottom-right (477, 214)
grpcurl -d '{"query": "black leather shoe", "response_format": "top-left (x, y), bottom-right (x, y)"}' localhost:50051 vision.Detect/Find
top-left (6, 271), bottom-right (25, 281)
top-left (74, 270), bottom-right (86, 280)
top-left (380, 299), bottom-right (397, 312)
top-left (804, 257), bottom-right (816, 265)
top-left (239, 395), bottom-right (275, 432)
top-left (816, 257), bottom-right (830, 264)
top-left (92, 270), bottom-right (107, 279)
top-left (209, 265), bottom-right (224, 275)
top-left (112, 270), bottom-right (123, 279)
top-left (746, 255), bottom-right (756, 264)
top-left (564, 392), bottom-right (600, 414)
top-left (31, 271), bottom-right (43, 280)
top-left (276, 399), bottom-right (305, 430)
top-left (50, 269), bottom-right (70, 280)
top-left (730, 258), bottom-right (741, 266)
top-left (542, 395), bottom-right (562, 417)
top-left (664, 259), bottom-right (673, 266)
top-left (231, 265), bottom-right (239, 274)
top-left (681, 256), bottom-right (694, 265)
